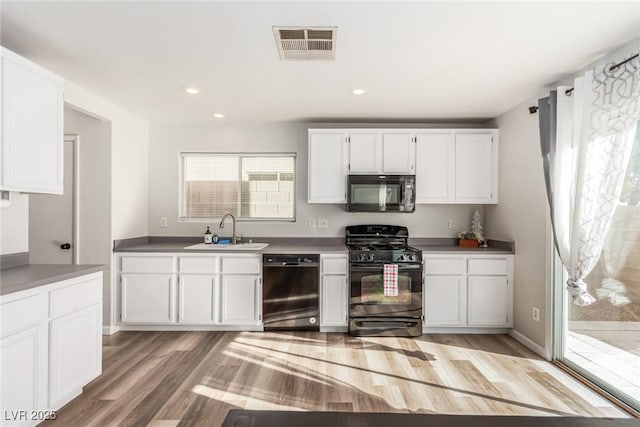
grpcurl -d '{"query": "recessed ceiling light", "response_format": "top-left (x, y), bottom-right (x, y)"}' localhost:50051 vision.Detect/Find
top-left (182, 86), bottom-right (199, 95)
top-left (351, 88), bottom-right (366, 96)
top-left (213, 113), bottom-right (225, 119)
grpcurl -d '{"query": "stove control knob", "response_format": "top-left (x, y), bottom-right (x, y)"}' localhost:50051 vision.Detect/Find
top-left (367, 253), bottom-right (375, 262)
top-left (397, 255), bottom-right (406, 262)
top-left (409, 254), bottom-right (417, 261)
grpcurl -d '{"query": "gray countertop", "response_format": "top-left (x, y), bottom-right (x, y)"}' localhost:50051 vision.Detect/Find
top-left (113, 238), bottom-right (513, 255)
top-left (0, 264), bottom-right (106, 297)
top-left (414, 245), bottom-right (514, 254)
top-left (114, 241), bottom-right (349, 254)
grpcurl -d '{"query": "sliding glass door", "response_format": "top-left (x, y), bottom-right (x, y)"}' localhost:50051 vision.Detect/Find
top-left (556, 125), bottom-right (640, 412)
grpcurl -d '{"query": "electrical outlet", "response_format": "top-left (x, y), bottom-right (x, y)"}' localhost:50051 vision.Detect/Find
top-left (445, 218), bottom-right (453, 229)
top-left (308, 218), bottom-right (316, 228)
top-left (160, 217), bottom-right (167, 228)
top-left (532, 306), bottom-right (540, 322)
top-left (318, 218), bottom-right (329, 229)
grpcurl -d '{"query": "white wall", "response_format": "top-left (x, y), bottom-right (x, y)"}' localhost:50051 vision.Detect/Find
top-left (148, 122), bottom-right (485, 238)
top-left (64, 106), bottom-right (112, 325)
top-left (63, 81), bottom-right (149, 330)
top-left (64, 81), bottom-right (149, 241)
top-left (0, 192), bottom-right (28, 254)
top-left (484, 100), bottom-right (548, 349)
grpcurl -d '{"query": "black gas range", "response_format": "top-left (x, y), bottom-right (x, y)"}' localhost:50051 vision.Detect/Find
top-left (346, 225), bottom-right (423, 337)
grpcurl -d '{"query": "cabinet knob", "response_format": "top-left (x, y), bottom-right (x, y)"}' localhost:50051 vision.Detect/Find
top-left (60, 243), bottom-right (71, 250)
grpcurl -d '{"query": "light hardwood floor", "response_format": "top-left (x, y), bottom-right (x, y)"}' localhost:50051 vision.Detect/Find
top-left (42, 332), bottom-right (627, 426)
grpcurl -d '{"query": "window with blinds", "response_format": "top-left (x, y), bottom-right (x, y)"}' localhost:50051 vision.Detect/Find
top-left (180, 153), bottom-right (295, 221)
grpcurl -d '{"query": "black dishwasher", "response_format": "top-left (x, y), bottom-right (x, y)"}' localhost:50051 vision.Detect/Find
top-left (262, 254), bottom-right (319, 331)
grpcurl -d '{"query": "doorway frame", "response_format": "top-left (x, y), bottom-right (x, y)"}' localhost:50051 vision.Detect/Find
top-left (64, 134), bottom-right (80, 264)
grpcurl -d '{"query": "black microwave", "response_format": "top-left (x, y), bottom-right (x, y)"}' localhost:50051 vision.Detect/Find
top-left (347, 175), bottom-right (416, 213)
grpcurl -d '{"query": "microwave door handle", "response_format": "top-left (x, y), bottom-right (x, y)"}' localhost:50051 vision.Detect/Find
top-left (379, 183), bottom-right (386, 210)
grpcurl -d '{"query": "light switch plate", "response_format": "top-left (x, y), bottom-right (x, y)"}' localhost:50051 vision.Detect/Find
top-left (308, 218), bottom-right (316, 228)
top-left (318, 218), bottom-right (329, 229)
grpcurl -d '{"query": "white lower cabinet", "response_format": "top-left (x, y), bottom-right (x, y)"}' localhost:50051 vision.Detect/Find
top-left (0, 272), bottom-right (102, 425)
top-left (121, 274), bottom-right (176, 323)
top-left (0, 323), bottom-right (48, 424)
top-left (321, 275), bottom-right (348, 327)
top-left (118, 253), bottom-right (263, 328)
top-left (320, 254), bottom-right (349, 329)
top-left (423, 255), bottom-right (512, 330)
top-left (220, 275), bottom-right (261, 325)
top-left (49, 305), bottom-right (102, 409)
top-left (467, 276), bottom-right (509, 326)
top-left (424, 275), bottom-right (466, 326)
top-left (178, 275), bottom-right (217, 324)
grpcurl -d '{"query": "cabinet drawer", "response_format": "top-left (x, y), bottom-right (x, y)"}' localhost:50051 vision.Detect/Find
top-left (179, 256), bottom-right (219, 274)
top-left (121, 256), bottom-right (175, 273)
top-left (468, 258), bottom-right (508, 275)
top-left (1, 293), bottom-right (47, 338)
top-left (423, 258), bottom-right (465, 275)
top-left (221, 256), bottom-right (261, 274)
top-left (50, 276), bottom-right (102, 319)
top-left (321, 255), bottom-right (348, 275)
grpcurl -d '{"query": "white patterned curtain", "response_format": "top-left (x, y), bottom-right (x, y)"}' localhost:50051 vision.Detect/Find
top-left (540, 54), bottom-right (640, 306)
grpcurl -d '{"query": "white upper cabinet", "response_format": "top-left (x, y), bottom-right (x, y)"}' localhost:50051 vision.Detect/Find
top-left (308, 128), bottom-right (498, 204)
top-left (1, 47), bottom-right (64, 194)
top-left (455, 132), bottom-right (497, 204)
top-left (382, 133), bottom-right (415, 173)
top-left (348, 132), bottom-right (381, 173)
top-left (308, 131), bottom-right (348, 203)
top-left (415, 132), bottom-right (455, 203)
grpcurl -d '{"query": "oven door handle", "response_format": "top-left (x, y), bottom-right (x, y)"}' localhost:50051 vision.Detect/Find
top-left (350, 264), bottom-right (422, 270)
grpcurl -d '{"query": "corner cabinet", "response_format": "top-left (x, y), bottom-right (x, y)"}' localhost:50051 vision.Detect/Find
top-left (1, 47), bottom-right (64, 194)
top-left (308, 128), bottom-right (498, 205)
top-left (423, 254), bottom-right (513, 330)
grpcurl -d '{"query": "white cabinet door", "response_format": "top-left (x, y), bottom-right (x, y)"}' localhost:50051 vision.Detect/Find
top-left (424, 276), bottom-right (466, 326)
top-left (348, 133), bottom-right (382, 173)
top-left (321, 275), bottom-right (348, 327)
top-left (0, 324), bottom-right (48, 422)
top-left (455, 133), bottom-right (496, 203)
top-left (415, 133), bottom-right (455, 203)
top-left (220, 275), bottom-right (261, 325)
top-left (467, 276), bottom-right (509, 326)
top-left (382, 133), bottom-right (415, 173)
top-left (178, 275), bottom-right (217, 324)
top-left (121, 274), bottom-right (176, 323)
top-left (49, 305), bottom-right (102, 409)
top-left (308, 132), bottom-right (348, 203)
top-left (1, 48), bottom-right (63, 194)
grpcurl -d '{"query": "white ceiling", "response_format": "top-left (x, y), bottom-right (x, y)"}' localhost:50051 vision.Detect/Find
top-left (1, 1), bottom-right (639, 124)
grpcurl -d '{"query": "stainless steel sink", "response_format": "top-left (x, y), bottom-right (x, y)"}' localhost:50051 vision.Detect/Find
top-left (183, 242), bottom-right (269, 251)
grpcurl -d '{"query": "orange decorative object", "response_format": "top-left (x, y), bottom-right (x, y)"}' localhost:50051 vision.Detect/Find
top-left (459, 239), bottom-right (479, 248)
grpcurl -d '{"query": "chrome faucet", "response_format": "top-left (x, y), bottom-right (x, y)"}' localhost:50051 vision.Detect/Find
top-left (219, 213), bottom-right (237, 244)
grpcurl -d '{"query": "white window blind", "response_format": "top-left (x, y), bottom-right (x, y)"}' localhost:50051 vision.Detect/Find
top-left (180, 153), bottom-right (295, 221)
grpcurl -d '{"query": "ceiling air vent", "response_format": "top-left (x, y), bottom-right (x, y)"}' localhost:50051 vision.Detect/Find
top-left (273, 26), bottom-right (337, 60)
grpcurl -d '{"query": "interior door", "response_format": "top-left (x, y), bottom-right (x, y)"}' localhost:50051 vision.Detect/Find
top-left (28, 138), bottom-right (75, 263)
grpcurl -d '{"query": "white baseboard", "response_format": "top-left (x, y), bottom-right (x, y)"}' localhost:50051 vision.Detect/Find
top-left (116, 324), bottom-right (264, 332)
top-left (423, 327), bottom-right (508, 334)
top-left (509, 329), bottom-right (551, 360)
top-left (102, 325), bottom-right (120, 335)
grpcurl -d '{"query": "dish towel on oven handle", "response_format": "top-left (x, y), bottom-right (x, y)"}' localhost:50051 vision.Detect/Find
top-left (383, 264), bottom-right (398, 297)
